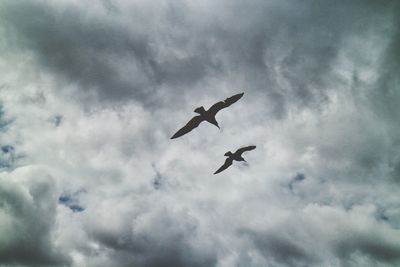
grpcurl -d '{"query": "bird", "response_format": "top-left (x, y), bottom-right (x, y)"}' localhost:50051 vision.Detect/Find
top-left (171, 92), bottom-right (244, 139)
top-left (214, 145), bottom-right (256, 174)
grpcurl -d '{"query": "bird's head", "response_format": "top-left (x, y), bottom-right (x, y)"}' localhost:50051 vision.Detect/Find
top-left (224, 151), bottom-right (233, 157)
top-left (194, 106), bottom-right (206, 114)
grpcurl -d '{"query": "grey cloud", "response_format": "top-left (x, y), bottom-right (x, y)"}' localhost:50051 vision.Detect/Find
top-left (0, 0), bottom-right (154, 103)
top-left (368, 5), bottom-right (400, 184)
top-left (0, 168), bottom-right (70, 266)
top-left (53, 115), bottom-right (63, 127)
top-left (1, 1), bottom-right (400, 267)
top-left (151, 164), bottom-right (164, 190)
top-left (0, 102), bottom-right (13, 132)
top-left (372, 7), bottom-right (400, 122)
top-left (0, 145), bottom-right (15, 169)
top-left (335, 235), bottom-right (400, 265)
top-left (288, 173), bottom-right (305, 191)
top-left (0, 104), bottom-right (17, 170)
top-left (0, 0), bottom-right (220, 107)
top-left (244, 229), bottom-right (316, 266)
top-left (1, 0), bottom-right (398, 116)
top-left (84, 207), bottom-right (217, 267)
top-left (241, 205), bottom-right (400, 267)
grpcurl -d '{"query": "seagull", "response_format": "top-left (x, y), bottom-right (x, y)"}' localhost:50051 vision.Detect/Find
top-left (171, 92), bottom-right (244, 139)
top-left (214, 145), bottom-right (256, 174)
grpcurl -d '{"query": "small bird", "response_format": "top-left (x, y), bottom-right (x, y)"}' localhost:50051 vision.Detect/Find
top-left (171, 93), bottom-right (244, 139)
top-left (214, 145), bottom-right (256, 174)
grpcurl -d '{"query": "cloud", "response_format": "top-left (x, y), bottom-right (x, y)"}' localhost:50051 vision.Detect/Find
top-left (0, 0), bottom-right (221, 107)
top-left (0, 0), bottom-right (400, 266)
top-left (82, 207), bottom-right (217, 267)
top-left (1, 0), bottom-right (397, 114)
top-left (288, 172), bottom-right (305, 191)
top-left (0, 166), bottom-right (70, 266)
top-left (241, 204), bottom-right (400, 266)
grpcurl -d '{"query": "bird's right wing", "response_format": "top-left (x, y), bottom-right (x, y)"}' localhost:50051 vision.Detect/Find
top-left (236, 145), bottom-right (256, 155)
top-left (214, 158), bottom-right (233, 175)
top-left (171, 115), bottom-right (203, 139)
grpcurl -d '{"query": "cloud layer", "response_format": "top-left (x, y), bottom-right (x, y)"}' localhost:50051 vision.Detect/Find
top-left (1, 0), bottom-right (400, 266)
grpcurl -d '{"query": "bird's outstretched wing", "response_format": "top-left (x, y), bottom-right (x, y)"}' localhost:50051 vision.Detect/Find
top-left (171, 115), bottom-right (204, 139)
top-left (214, 158), bottom-right (233, 175)
top-left (236, 145), bottom-right (256, 155)
top-left (208, 92), bottom-right (244, 115)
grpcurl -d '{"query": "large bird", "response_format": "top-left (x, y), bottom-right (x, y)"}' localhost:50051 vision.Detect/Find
top-left (171, 92), bottom-right (244, 139)
top-left (214, 145), bottom-right (256, 174)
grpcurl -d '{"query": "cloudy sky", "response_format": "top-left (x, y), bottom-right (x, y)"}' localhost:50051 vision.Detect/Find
top-left (1, 0), bottom-right (400, 266)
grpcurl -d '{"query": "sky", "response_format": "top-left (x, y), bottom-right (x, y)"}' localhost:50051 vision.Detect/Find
top-left (0, 0), bottom-right (400, 266)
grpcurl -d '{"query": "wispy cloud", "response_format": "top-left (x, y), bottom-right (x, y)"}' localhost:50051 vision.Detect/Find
top-left (1, 0), bottom-right (400, 266)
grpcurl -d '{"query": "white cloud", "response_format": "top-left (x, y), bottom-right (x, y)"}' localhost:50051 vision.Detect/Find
top-left (1, 0), bottom-right (400, 266)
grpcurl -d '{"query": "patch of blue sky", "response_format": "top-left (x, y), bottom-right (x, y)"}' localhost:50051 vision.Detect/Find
top-left (58, 192), bottom-right (85, 213)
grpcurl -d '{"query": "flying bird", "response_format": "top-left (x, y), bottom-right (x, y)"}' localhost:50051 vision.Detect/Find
top-left (214, 145), bottom-right (256, 174)
top-left (171, 92), bottom-right (244, 139)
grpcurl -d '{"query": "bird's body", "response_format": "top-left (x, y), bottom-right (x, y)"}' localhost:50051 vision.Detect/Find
top-left (171, 93), bottom-right (244, 139)
top-left (214, 145), bottom-right (256, 174)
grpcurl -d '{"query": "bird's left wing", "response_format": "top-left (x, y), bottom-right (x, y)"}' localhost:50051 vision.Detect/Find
top-left (214, 158), bottom-right (233, 175)
top-left (208, 92), bottom-right (244, 115)
top-left (236, 145), bottom-right (256, 155)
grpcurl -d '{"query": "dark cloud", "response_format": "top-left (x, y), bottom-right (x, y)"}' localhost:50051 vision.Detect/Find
top-left (0, 169), bottom-right (70, 266)
top-left (0, 102), bottom-right (13, 132)
top-left (1, 145), bottom-right (14, 153)
top-left (242, 207), bottom-right (400, 267)
top-left (53, 115), bottom-right (63, 127)
top-left (0, 105), bottom-right (16, 170)
top-left (371, 5), bottom-right (400, 122)
top-left (1, 0), bottom-right (397, 116)
top-left (288, 173), bottom-right (305, 191)
top-left (86, 208), bottom-right (217, 267)
top-left (0, 0), bottom-right (220, 107)
top-left (151, 164), bottom-right (165, 190)
top-left (335, 234), bottom-right (400, 264)
top-left (0, 145), bottom-right (15, 169)
top-left (1, 1), bottom-right (400, 266)
top-left (244, 229), bottom-right (316, 266)
top-left (0, 0), bottom-right (154, 103)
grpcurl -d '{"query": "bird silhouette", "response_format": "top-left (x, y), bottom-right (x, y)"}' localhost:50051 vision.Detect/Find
top-left (214, 145), bottom-right (256, 174)
top-left (171, 93), bottom-right (244, 139)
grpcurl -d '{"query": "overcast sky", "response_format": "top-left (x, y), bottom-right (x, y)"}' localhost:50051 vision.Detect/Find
top-left (1, 0), bottom-right (400, 266)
